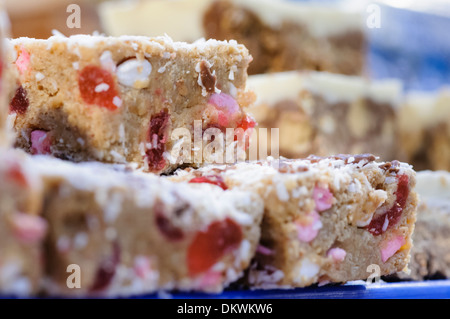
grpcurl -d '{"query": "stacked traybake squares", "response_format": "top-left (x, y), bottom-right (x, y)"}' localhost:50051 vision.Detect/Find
top-left (4, 0), bottom-right (449, 297)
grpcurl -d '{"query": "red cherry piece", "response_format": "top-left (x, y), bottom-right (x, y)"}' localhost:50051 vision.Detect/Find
top-left (16, 46), bottom-right (31, 75)
top-left (90, 241), bottom-right (121, 292)
top-left (366, 174), bottom-right (410, 236)
top-left (237, 115), bottom-right (256, 132)
top-left (10, 86), bottom-right (29, 115)
top-left (235, 115), bottom-right (256, 149)
top-left (6, 162), bottom-right (28, 188)
top-left (187, 218), bottom-right (242, 276)
top-left (79, 65), bottom-right (120, 110)
top-left (155, 212), bottom-right (184, 241)
top-left (10, 213), bottom-right (47, 244)
top-left (30, 130), bottom-right (51, 155)
top-left (146, 110), bottom-right (170, 172)
top-left (189, 175), bottom-right (228, 190)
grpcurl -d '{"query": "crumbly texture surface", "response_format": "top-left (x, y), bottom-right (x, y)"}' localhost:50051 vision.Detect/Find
top-left (203, 0), bottom-right (366, 75)
top-left (32, 155), bottom-right (263, 296)
top-left (8, 34), bottom-right (255, 174)
top-left (0, 149), bottom-right (46, 295)
top-left (0, 9), bottom-right (16, 147)
top-left (171, 154), bottom-right (418, 288)
top-left (383, 202), bottom-right (450, 281)
top-left (384, 171), bottom-right (450, 281)
top-left (247, 72), bottom-right (400, 162)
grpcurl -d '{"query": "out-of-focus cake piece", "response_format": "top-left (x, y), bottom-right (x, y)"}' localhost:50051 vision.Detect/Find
top-left (172, 155), bottom-right (418, 288)
top-left (99, 0), bottom-right (210, 42)
top-left (384, 171), bottom-right (450, 281)
top-left (33, 156), bottom-right (263, 296)
top-left (0, 150), bottom-right (46, 296)
top-left (247, 71), bottom-right (402, 161)
top-left (8, 34), bottom-right (255, 173)
top-left (0, 5), bottom-right (12, 146)
top-left (0, 9), bottom-right (45, 296)
top-left (99, 0), bottom-right (366, 76)
top-left (6, 0), bottom-right (100, 39)
top-left (204, 0), bottom-right (366, 75)
top-left (398, 89), bottom-right (450, 171)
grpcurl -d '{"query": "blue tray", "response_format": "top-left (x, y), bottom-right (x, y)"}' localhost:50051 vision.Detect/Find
top-left (2, 280), bottom-right (449, 299)
top-left (130, 280), bottom-right (450, 299)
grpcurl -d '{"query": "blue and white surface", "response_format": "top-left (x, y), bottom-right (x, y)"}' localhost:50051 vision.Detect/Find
top-left (367, 2), bottom-right (450, 91)
top-left (297, 0), bottom-right (450, 91)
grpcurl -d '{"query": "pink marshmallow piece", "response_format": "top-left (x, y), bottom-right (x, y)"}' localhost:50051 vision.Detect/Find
top-left (133, 256), bottom-right (154, 279)
top-left (16, 46), bottom-right (31, 75)
top-left (295, 210), bottom-right (322, 243)
top-left (208, 93), bottom-right (239, 113)
top-left (208, 93), bottom-right (240, 127)
top-left (11, 212), bottom-right (47, 244)
top-left (197, 271), bottom-right (222, 289)
top-left (31, 130), bottom-right (51, 155)
top-left (327, 248), bottom-right (347, 263)
top-left (380, 236), bottom-right (406, 263)
top-left (313, 185), bottom-right (334, 212)
top-left (256, 244), bottom-right (274, 256)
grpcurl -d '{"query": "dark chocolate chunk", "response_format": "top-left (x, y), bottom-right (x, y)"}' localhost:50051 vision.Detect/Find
top-left (199, 60), bottom-right (217, 93)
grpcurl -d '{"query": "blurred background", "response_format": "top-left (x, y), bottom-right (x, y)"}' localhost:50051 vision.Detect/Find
top-left (4, 0), bottom-right (450, 92)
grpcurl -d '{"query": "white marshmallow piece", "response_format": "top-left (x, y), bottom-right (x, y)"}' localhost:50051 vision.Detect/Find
top-left (116, 58), bottom-right (152, 88)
